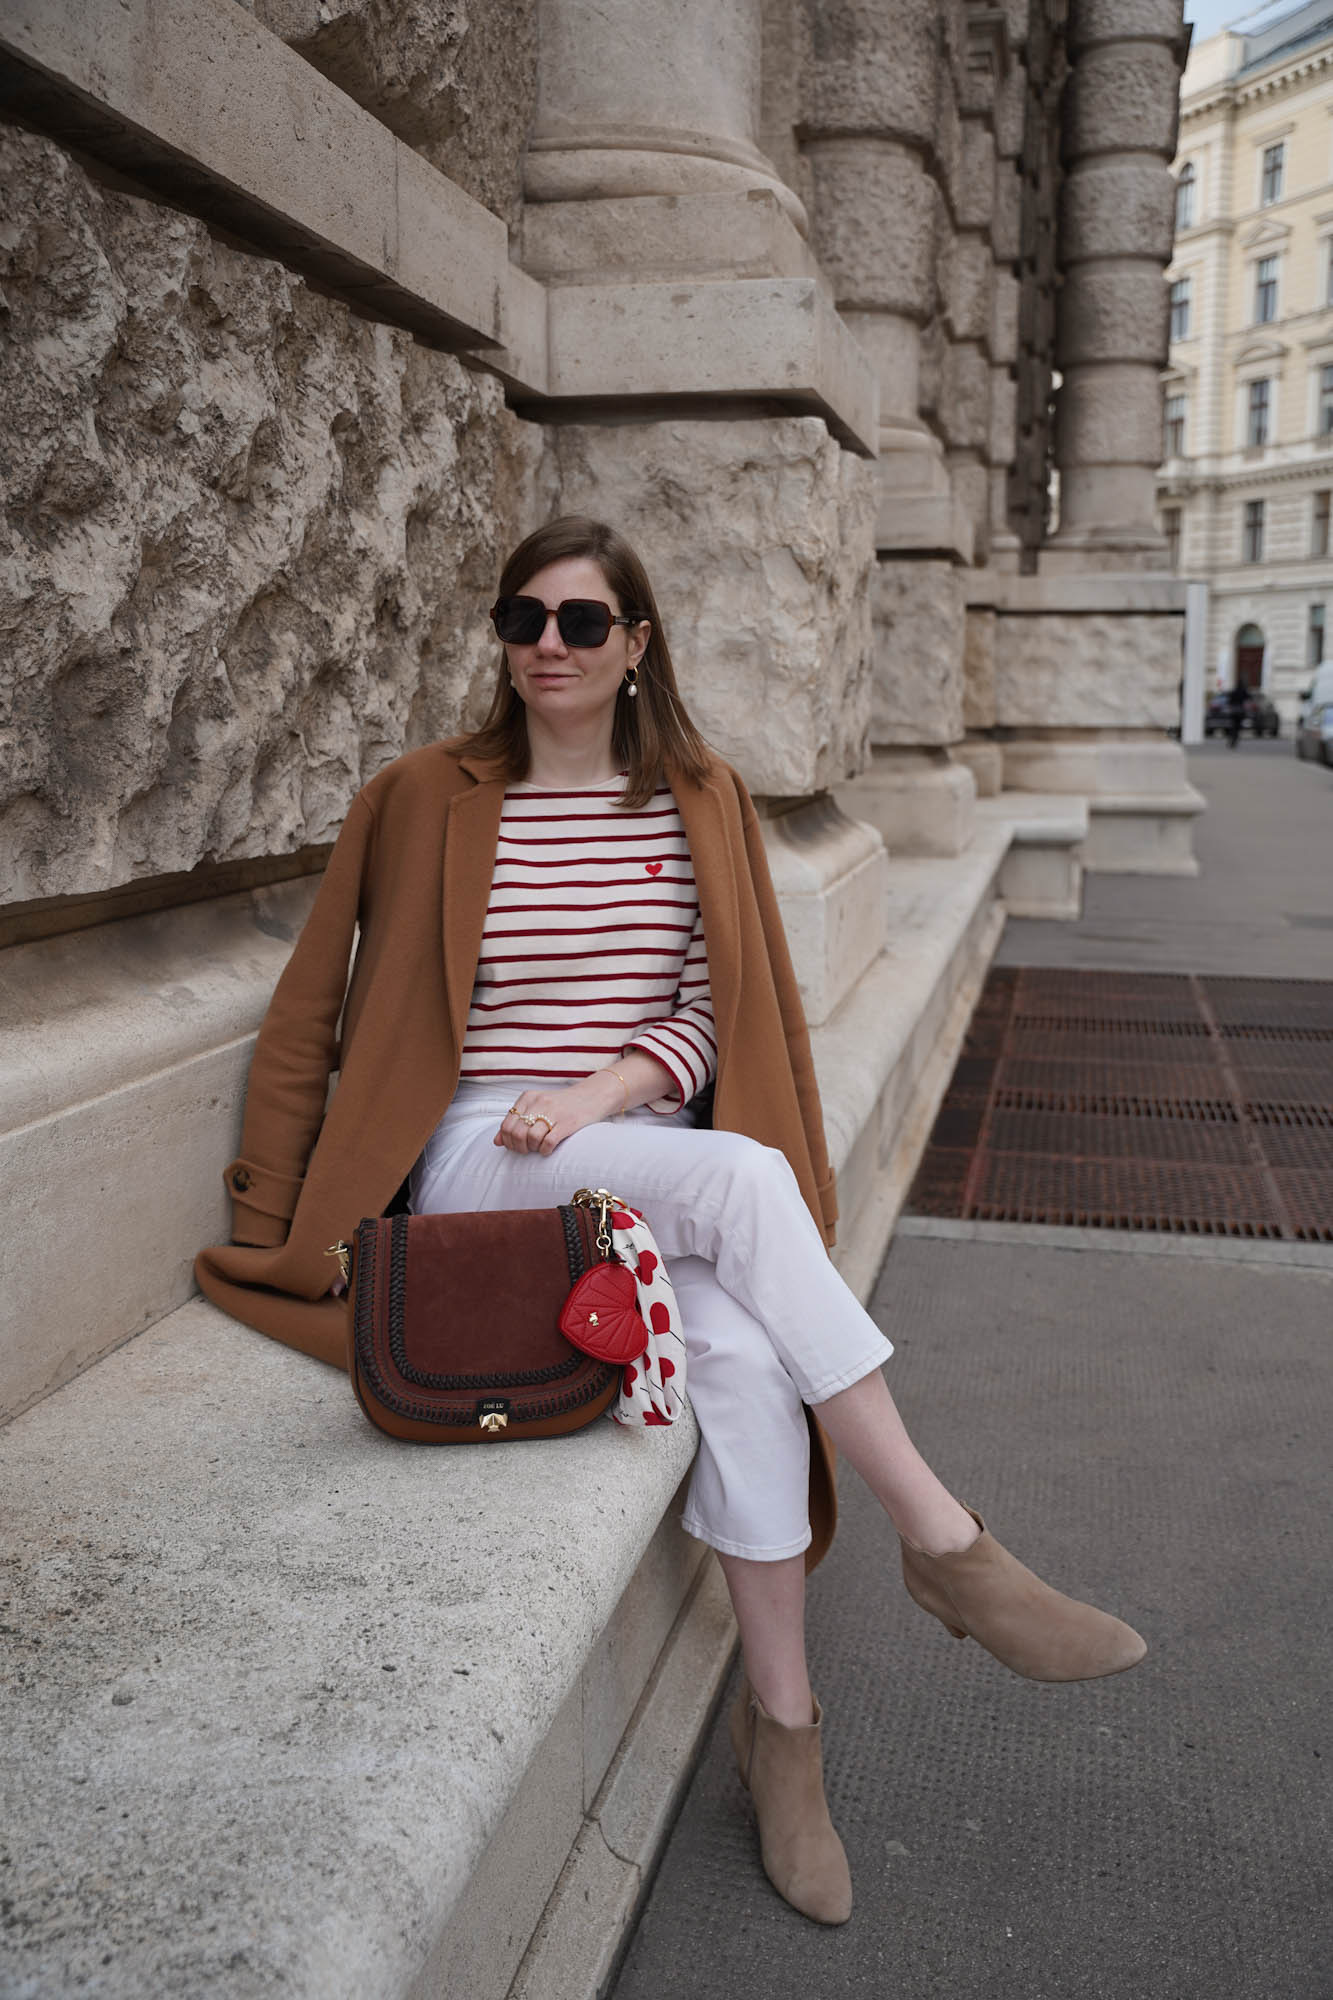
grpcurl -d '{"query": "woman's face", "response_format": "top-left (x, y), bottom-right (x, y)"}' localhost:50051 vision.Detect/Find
top-left (502, 557), bottom-right (649, 738)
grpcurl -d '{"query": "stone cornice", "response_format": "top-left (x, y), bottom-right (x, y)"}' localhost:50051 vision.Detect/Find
top-left (1236, 42), bottom-right (1333, 108)
top-left (1180, 39), bottom-right (1333, 123)
top-left (1155, 450), bottom-right (1333, 495)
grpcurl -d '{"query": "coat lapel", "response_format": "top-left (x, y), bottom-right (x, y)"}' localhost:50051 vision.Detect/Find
top-left (675, 772), bottom-right (741, 1068)
top-left (442, 759), bottom-right (506, 1053)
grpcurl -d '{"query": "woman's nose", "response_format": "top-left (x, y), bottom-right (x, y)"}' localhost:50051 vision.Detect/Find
top-left (535, 609), bottom-right (566, 655)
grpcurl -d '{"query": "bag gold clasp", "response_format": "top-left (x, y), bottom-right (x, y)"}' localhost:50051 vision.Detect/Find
top-left (572, 1186), bottom-right (629, 1258)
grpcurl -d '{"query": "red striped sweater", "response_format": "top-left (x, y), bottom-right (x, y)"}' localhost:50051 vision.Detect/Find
top-left (459, 781), bottom-right (718, 1112)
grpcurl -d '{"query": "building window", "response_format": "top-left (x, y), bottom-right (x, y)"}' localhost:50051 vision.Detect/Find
top-left (1163, 392), bottom-right (1187, 458)
top-left (1310, 604), bottom-right (1326, 668)
top-left (1162, 507), bottom-right (1183, 569)
top-left (1261, 142), bottom-right (1284, 205)
top-left (1247, 378), bottom-right (1271, 447)
top-left (1254, 256), bottom-right (1278, 324)
top-left (1314, 489), bottom-right (1331, 559)
top-left (1169, 277), bottom-right (1191, 342)
top-left (1320, 364), bottom-right (1333, 437)
top-left (1176, 162), bottom-right (1196, 231)
top-left (1243, 499), bottom-right (1265, 563)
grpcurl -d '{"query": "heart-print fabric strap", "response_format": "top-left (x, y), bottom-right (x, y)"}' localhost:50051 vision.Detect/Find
top-left (606, 1207), bottom-right (687, 1428)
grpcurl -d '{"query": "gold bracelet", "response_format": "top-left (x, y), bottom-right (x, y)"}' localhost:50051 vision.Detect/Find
top-left (607, 1067), bottom-right (628, 1119)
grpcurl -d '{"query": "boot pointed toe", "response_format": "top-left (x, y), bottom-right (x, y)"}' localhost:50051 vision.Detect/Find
top-left (730, 1682), bottom-right (853, 1924)
top-left (901, 1509), bottom-right (1148, 1684)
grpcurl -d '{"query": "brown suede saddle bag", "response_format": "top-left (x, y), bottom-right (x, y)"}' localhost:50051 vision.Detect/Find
top-left (334, 1200), bottom-right (624, 1443)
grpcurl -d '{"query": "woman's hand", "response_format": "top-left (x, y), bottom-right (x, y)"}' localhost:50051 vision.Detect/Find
top-left (492, 1052), bottom-right (676, 1155)
top-left (493, 1072), bottom-right (625, 1156)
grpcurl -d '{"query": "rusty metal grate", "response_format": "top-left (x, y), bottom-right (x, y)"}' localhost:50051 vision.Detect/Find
top-left (907, 969), bottom-right (1333, 1242)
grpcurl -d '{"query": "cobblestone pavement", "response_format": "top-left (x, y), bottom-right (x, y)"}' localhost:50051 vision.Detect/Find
top-left (610, 745), bottom-right (1333, 2000)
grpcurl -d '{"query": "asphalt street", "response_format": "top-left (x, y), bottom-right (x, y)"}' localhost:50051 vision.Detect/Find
top-left (610, 740), bottom-right (1333, 2000)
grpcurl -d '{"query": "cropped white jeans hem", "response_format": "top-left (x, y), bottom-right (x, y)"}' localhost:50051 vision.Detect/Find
top-left (411, 1080), bottom-right (894, 1564)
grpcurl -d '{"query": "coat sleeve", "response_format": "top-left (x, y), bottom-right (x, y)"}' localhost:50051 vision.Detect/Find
top-left (223, 794), bottom-right (377, 1247)
top-left (735, 780), bottom-right (839, 1245)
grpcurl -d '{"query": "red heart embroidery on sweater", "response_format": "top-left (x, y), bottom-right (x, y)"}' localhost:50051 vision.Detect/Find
top-left (645, 862), bottom-right (662, 876)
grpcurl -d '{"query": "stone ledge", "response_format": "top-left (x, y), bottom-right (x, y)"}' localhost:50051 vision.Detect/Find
top-left (981, 571), bottom-right (1187, 614)
top-left (506, 1558), bottom-right (736, 2000)
top-left (977, 793), bottom-right (1091, 847)
top-left (0, 1298), bottom-right (706, 2000)
top-left (537, 279), bottom-right (879, 454)
top-left (0, 0), bottom-right (510, 353)
top-left (1083, 789), bottom-right (1206, 878)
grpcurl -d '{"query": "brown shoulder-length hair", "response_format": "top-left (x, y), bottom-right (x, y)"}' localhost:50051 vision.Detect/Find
top-left (460, 515), bottom-right (711, 809)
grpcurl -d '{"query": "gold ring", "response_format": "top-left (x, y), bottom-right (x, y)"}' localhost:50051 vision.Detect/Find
top-left (519, 1112), bottom-right (538, 1126)
top-left (533, 1116), bottom-right (555, 1135)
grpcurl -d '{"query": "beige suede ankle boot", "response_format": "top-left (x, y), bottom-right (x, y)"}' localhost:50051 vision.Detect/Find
top-left (729, 1679), bottom-right (853, 1925)
top-left (900, 1507), bottom-right (1147, 1682)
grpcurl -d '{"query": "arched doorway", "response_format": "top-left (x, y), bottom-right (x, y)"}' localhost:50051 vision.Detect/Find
top-left (1234, 623), bottom-right (1265, 690)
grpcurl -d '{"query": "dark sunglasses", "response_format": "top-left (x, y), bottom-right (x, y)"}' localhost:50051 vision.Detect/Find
top-left (491, 595), bottom-right (640, 650)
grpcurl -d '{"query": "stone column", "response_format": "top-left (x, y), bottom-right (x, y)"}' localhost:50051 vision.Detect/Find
top-left (517, 0), bottom-right (888, 1024)
top-left (804, 0), bottom-right (977, 857)
top-left (993, 0), bottom-right (1202, 874)
top-left (521, 0), bottom-right (811, 278)
top-left (1049, 0), bottom-right (1183, 557)
top-left (955, 4), bottom-right (1018, 801)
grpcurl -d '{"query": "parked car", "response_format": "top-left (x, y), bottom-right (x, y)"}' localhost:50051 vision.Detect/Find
top-left (1204, 689), bottom-right (1281, 738)
top-left (1295, 661), bottom-right (1333, 765)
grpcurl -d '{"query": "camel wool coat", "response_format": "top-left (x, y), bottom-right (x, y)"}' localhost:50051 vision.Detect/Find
top-left (196, 740), bottom-right (842, 1563)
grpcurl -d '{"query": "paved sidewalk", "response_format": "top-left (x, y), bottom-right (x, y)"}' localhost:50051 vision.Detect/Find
top-left (610, 747), bottom-right (1333, 2000)
top-left (1000, 740), bottom-right (1333, 979)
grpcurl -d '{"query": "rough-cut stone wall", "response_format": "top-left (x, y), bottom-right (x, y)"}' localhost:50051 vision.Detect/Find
top-left (871, 563), bottom-right (966, 746)
top-left (0, 128), bottom-right (535, 903)
top-left (243, 0), bottom-right (538, 228)
top-left (993, 612), bottom-right (1181, 727)
top-left (537, 419), bottom-right (874, 798)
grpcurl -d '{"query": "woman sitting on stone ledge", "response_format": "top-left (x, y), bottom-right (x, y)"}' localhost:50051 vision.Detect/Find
top-left (197, 515), bottom-right (1146, 1926)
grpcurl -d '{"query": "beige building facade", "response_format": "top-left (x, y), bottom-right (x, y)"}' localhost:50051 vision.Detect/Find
top-left (0, 2), bottom-right (1195, 1992)
top-left (1161, 0), bottom-right (1333, 722)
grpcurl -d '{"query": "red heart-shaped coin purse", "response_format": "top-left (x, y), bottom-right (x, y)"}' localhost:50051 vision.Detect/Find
top-left (560, 1259), bottom-right (648, 1364)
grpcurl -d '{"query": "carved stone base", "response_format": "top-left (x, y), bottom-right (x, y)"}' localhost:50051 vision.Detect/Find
top-left (758, 798), bottom-right (889, 1029)
top-left (952, 736), bottom-right (1004, 798)
top-left (837, 747), bottom-right (978, 859)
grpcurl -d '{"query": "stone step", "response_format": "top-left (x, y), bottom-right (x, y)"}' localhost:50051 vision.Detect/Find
top-left (0, 1296), bottom-right (730, 2000)
top-left (977, 792), bottom-right (1090, 921)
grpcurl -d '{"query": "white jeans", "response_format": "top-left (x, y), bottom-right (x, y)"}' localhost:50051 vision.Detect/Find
top-left (410, 1081), bottom-right (893, 1561)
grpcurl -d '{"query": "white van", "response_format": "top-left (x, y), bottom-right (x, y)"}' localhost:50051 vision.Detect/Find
top-left (1295, 659), bottom-right (1333, 764)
